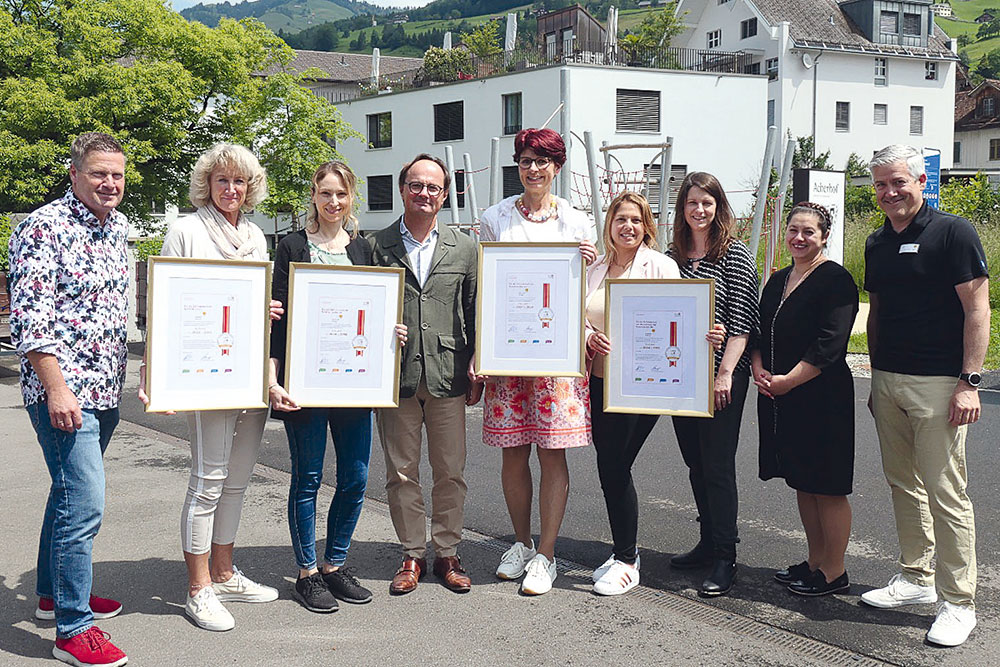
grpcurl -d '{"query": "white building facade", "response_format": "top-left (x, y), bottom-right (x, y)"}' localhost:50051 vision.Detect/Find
top-left (334, 62), bottom-right (767, 231)
top-left (675, 0), bottom-right (958, 170)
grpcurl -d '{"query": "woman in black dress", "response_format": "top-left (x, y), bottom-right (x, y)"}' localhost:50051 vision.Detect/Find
top-left (751, 202), bottom-right (859, 597)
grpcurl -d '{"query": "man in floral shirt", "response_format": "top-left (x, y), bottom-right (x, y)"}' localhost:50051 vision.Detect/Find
top-left (9, 133), bottom-right (130, 667)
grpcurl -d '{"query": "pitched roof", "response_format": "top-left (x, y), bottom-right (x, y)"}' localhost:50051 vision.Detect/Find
top-left (751, 0), bottom-right (957, 59)
top-left (261, 49), bottom-right (423, 83)
top-left (955, 79), bottom-right (1000, 131)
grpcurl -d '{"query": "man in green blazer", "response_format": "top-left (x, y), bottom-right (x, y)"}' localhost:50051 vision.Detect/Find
top-left (371, 153), bottom-right (478, 595)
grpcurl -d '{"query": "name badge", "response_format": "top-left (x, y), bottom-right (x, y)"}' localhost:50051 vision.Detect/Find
top-left (899, 243), bottom-right (920, 254)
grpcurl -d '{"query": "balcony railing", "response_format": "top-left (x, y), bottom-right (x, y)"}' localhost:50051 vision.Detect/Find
top-left (355, 42), bottom-right (754, 98)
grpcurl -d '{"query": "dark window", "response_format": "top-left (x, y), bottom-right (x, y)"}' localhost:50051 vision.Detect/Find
top-left (836, 101), bottom-right (850, 131)
top-left (434, 101), bottom-right (464, 142)
top-left (909, 106), bottom-right (923, 135)
top-left (925, 62), bottom-right (938, 80)
top-left (740, 18), bottom-right (757, 39)
top-left (902, 12), bottom-right (921, 36)
top-left (981, 97), bottom-right (996, 117)
top-left (880, 11), bottom-right (898, 34)
top-left (874, 57), bottom-right (887, 86)
top-left (616, 89), bottom-right (660, 132)
top-left (502, 166), bottom-right (522, 198)
top-left (743, 62), bottom-right (761, 75)
top-left (766, 58), bottom-right (778, 80)
top-left (441, 170), bottom-right (465, 209)
top-left (874, 103), bottom-right (888, 125)
top-left (707, 29), bottom-right (721, 49)
top-left (367, 175), bottom-right (393, 211)
top-left (954, 141), bottom-right (961, 164)
top-left (367, 112), bottom-right (391, 149)
top-left (990, 139), bottom-right (1000, 161)
top-left (502, 93), bottom-right (522, 135)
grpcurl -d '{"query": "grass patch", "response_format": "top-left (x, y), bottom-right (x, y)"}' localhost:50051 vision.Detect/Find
top-left (848, 332), bottom-right (869, 355)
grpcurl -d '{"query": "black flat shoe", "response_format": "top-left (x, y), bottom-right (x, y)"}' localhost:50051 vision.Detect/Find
top-left (774, 560), bottom-right (812, 585)
top-left (788, 569), bottom-right (850, 597)
top-left (700, 559), bottom-right (736, 597)
top-left (670, 542), bottom-right (714, 569)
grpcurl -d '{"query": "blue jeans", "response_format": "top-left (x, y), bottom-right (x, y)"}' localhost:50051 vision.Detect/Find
top-left (285, 408), bottom-right (372, 569)
top-left (27, 403), bottom-right (119, 639)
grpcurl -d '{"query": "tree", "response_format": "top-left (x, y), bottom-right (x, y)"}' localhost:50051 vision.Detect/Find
top-left (791, 136), bottom-right (833, 170)
top-left (461, 19), bottom-right (502, 57)
top-left (633, 2), bottom-right (684, 48)
top-left (0, 0), bottom-right (357, 228)
top-left (844, 152), bottom-right (869, 178)
top-left (975, 48), bottom-right (1000, 81)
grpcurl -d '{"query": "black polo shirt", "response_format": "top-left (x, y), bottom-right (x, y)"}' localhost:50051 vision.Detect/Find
top-left (864, 203), bottom-right (988, 376)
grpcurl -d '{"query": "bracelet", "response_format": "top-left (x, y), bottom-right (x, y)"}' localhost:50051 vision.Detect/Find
top-left (268, 383), bottom-right (279, 390)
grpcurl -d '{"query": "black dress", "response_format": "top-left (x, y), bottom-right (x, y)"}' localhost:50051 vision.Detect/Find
top-left (756, 261), bottom-right (858, 496)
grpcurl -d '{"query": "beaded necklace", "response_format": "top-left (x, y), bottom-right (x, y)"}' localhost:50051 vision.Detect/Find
top-left (516, 196), bottom-right (557, 223)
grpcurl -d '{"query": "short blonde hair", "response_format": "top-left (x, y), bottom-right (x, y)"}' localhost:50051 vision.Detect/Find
top-left (188, 143), bottom-right (268, 210)
top-left (307, 161), bottom-right (359, 237)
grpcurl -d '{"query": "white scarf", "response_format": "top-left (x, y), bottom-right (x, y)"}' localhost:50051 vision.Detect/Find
top-left (197, 205), bottom-right (262, 260)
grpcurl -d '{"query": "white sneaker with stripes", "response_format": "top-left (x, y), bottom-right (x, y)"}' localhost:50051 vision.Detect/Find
top-left (593, 559), bottom-right (640, 596)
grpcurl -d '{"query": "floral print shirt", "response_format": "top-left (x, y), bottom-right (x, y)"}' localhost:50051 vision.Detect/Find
top-left (8, 190), bottom-right (130, 409)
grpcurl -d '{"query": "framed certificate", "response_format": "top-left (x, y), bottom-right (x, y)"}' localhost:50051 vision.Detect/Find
top-left (475, 242), bottom-right (586, 377)
top-left (284, 263), bottom-right (404, 408)
top-left (145, 256), bottom-right (271, 412)
top-left (604, 279), bottom-right (716, 416)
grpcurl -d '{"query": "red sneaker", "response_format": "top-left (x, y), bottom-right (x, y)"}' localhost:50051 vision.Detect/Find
top-left (52, 626), bottom-right (127, 666)
top-left (37, 595), bottom-right (123, 621)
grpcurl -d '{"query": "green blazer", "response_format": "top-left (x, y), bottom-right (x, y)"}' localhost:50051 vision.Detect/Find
top-left (371, 219), bottom-right (477, 399)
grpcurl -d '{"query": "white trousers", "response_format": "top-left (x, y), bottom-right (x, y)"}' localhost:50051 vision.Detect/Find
top-left (181, 409), bottom-right (268, 554)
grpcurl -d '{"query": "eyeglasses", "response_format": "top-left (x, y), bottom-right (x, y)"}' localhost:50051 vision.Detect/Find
top-left (404, 181), bottom-right (444, 196)
top-left (517, 157), bottom-right (553, 170)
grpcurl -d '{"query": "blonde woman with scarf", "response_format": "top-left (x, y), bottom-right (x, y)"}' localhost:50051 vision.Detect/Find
top-left (142, 144), bottom-right (280, 632)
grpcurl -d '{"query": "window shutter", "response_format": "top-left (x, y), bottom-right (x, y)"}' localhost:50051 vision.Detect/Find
top-left (909, 106), bottom-right (923, 135)
top-left (434, 102), bottom-right (464, 142)
top-left (502, 166), bottom-right (521, 198)
top-left (368, 175), bottom-right (393, 211)
top-left (616, 89), bottom-right (660, 133)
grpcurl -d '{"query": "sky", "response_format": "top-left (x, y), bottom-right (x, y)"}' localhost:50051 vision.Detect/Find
top-left (171, 0), bottom-right (433, 10)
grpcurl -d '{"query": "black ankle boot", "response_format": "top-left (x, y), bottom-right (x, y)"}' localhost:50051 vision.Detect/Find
top-left (670, 542), bottom-right (714, 569)
top-left (700, 559), bottom-right (737, 597)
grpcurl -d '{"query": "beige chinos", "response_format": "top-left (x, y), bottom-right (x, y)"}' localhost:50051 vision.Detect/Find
top-left (871, 370), bottom-right (976, 606)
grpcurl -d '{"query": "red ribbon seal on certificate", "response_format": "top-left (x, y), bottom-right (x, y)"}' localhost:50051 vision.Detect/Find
top-left (538, 282), bottom-right (554, 329)
top-left (217, 305), bottom-right (233, 356)
top-left (352, 310), bottom-right (368, 357)
top-left (666, 320), bottom-right (681, 368)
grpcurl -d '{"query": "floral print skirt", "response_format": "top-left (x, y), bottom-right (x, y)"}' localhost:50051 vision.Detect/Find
top-left (483, 376), bottom-right (592, 449)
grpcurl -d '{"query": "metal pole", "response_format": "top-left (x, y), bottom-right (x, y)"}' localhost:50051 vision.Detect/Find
top-left (559, 68), bottom-right (571, 200)
top-left (749, 125), bottom-right (779, 262)
top-left (444, 145), bottom-right (460, 227)
top-left (584, 131), bottom-right (605, 252)
top-left (463, 152), bottom-right (479, 236)
top-left (767, 138), bottom-right (796, 278)
top-left (489, 137), bottom-right (501, 206)
top-left (657, 136), bottom-right (673, 249)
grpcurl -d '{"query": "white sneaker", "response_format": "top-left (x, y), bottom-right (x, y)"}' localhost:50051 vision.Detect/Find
top-left (593, 553), bottom-right (640, 583)
top-left (927, 601), bottom-right (977, 647)
top-left (212, 566), bottom-right (279, 603)
top-left (860, 573), bottom-right (937, 609)
top-left (593, 559), bottom-right (640, 596)
top-left (185, 586), bottom-right (235, 632)
top-left (521, 554), bottom-right (557, 595)
top-left (497, 541), bottom-right (537, 580)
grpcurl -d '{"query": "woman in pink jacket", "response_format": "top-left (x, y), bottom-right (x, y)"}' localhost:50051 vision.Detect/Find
top-left (585, 192), bottom-right (722, 595)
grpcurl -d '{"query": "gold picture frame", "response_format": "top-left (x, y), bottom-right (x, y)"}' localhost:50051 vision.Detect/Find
top-left (603, 278), bottom-right (716, 417)
top-left (284, 263), bottom-right (405, 408)
top-left (475, 242), bottom-right (586, 377)
top-left (144, 256), bottom-right (272, 412)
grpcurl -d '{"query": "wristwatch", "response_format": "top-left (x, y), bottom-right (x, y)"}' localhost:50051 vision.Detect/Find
top-left (959, 372), bottom-right (982, 388)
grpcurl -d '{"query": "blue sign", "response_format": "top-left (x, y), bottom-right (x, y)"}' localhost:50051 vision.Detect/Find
top-left (923, 151), bottom-right (940, 209)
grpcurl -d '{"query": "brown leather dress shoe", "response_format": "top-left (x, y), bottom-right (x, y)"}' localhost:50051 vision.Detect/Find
top-left (389, 557), bottom-right (425, 595)
top-left (433, 555), bottom-right (472, 593)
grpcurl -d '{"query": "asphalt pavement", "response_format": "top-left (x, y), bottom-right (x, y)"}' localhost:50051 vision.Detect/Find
top-left (3, 354), bottom-right (999, 666)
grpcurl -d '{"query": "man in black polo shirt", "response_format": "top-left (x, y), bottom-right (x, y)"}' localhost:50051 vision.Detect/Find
top-left (861, 145), bottom-right (989, 647)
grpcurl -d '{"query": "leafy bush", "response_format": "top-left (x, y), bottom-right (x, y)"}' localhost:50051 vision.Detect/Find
top-left (422, 47), bottom-right (472, 81)
top-left (845, 185), bottom-right (878, 218)
top-left (134, 236), bottom-right (164, 262)
top-left (0, 213), bottom-right (11, 273)
top-left (939, 173), bottom-right (1000, 224)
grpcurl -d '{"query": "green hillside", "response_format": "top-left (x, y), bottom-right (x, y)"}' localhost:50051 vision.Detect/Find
top-left (934, 1), bottom-right (1000, 62)
top-left (181, 0), bottom-right (386, 33)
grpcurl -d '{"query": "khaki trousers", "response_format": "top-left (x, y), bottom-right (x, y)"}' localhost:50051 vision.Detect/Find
top-left (376, 381), bottom-right (467, 559)
top-left (871, 370), bottom-right (976, 605)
